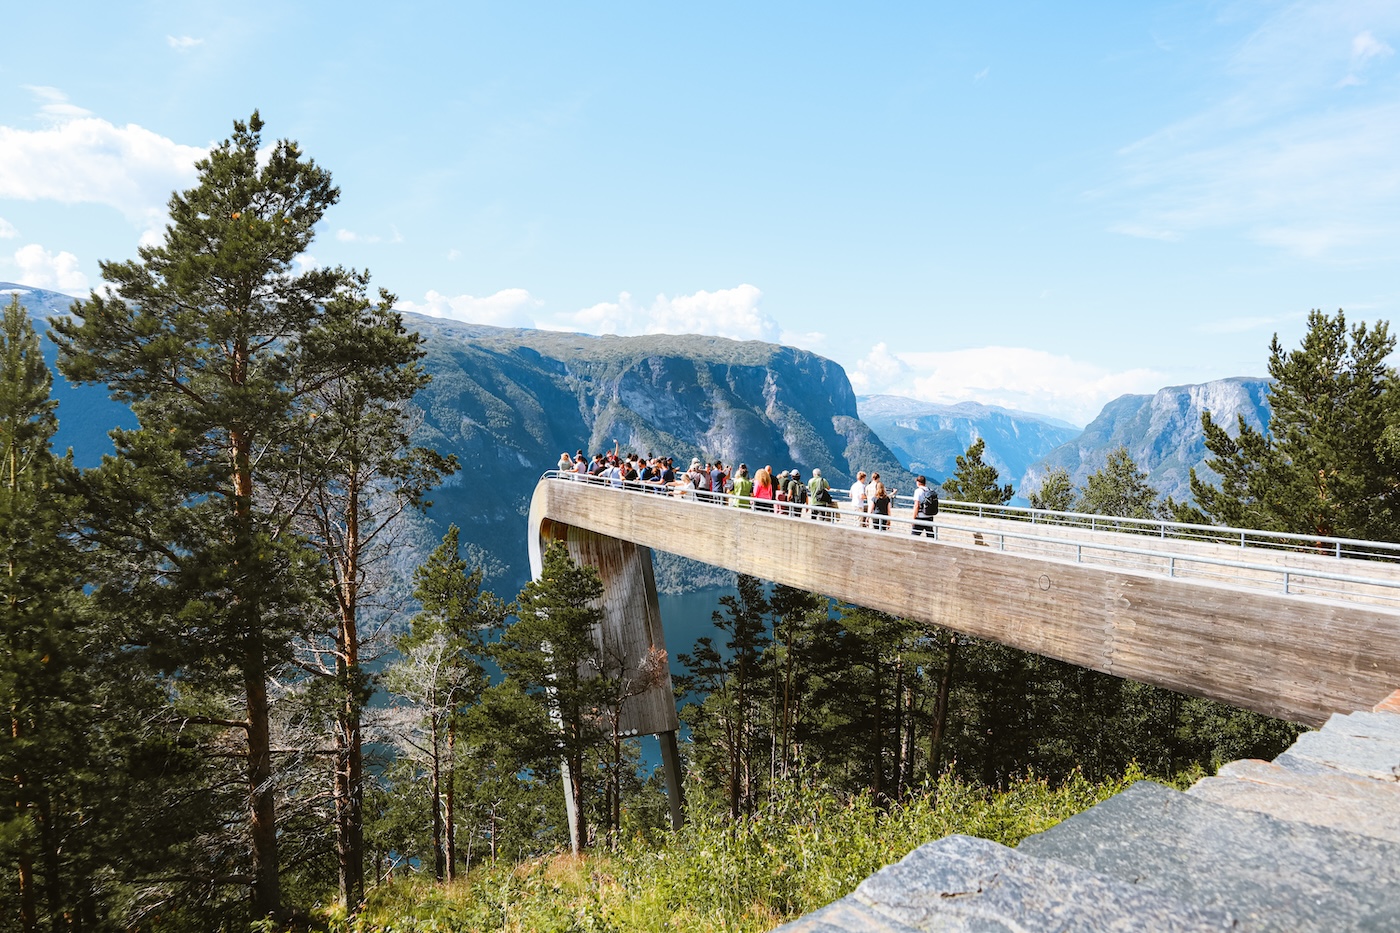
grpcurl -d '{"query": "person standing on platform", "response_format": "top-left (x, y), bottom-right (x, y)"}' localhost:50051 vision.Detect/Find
top-left (849, 471), bottom-right (870, 527)
top-left (911, 475), bottom-right (938, 536)
top-left (732, 464), bottom-right (754, 508)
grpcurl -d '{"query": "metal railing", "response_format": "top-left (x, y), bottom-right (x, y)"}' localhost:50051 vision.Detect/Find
top-left (539, 471), bottom-right (1400, 610)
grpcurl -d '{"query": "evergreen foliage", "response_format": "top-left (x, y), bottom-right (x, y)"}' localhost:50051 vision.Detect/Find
top-left (1185, 309), bottom-right (1400, 540)
top-left (491, 542), bottom-right (610, 851)
top-left (50, 112), bottom-right (449, 922)
top-left (1076, 446), bottom-right (1165, 519)
top-left (941, 438), bottom-right (1013, 505)
top-left (1028, 466), bottom-right (1074, 511)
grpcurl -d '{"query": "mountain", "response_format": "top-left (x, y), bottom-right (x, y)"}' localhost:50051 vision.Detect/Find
top-left (0, 284), bottom-right (137, 466)
top-left (1, 283), bottom-right (910, 592)
top-left (1021, 377), bottom-right (1272, 503)
top-left (857, 395), bottom-right (1080, 491)
top-left (410, 317), bottom-right (913, 590)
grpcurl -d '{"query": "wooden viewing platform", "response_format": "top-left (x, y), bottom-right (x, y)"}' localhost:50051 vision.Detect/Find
top-left (527, 473), bottom-right (1400, 728)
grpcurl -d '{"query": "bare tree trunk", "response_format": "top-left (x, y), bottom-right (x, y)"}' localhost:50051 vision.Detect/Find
top-left (445, 727), bottom-right (456, 880)
top-left (430, 709), bottom-right (445, 880)
top-left (928, 634), bottom-right (958, 780)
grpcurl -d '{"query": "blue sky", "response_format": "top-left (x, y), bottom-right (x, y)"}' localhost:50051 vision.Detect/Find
top-left (2, 1), bottom-right (1397, 425)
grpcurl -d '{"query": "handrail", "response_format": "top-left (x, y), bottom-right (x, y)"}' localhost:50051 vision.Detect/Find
top-left (538, 470), bottom-right (1400, 608)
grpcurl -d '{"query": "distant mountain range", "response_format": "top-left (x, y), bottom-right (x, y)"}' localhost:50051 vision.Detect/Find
top-left (859, 380), bottom-right (1271, 505)
top-left (1022, 377), bottom-right (1271, 504)
top-left (2, 281), bottom-right (1275, 584)
top-left (856, 396), bottom-right (1080, 491)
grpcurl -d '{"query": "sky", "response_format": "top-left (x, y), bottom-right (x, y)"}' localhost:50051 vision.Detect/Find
top-left (2, 1), bottom-right (1398, 426)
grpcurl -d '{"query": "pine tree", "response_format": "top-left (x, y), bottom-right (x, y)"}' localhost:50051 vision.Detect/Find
top-left (677, 575), bottom-right (771, 819)
top-left (388, 526), bottom-right (504, 880)
top-left (1077, 447), bottom-right (1163, 520)
top-left (292, 286), bottom-right (456, 906)
top-left (941, 438), bottom-right (1013, 506)
top-left (492, 542), bottom-right (608, 851)
top-left (50, 112), bottom-right (408, 919)
top-left (1187, 309), bottom-right (1400, 540)
top-left (1028, 467), bottom-right (1074, 512)
top-left (0, 296), bottom-right (72, 931)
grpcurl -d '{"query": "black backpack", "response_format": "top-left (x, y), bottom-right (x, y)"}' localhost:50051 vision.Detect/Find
top-left (919, 488), bottom-right (940, 517)
top-left (789, 480), bottom-right (808, 504)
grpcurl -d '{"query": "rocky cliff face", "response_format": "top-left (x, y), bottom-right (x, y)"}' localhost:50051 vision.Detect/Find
top-left (411, 318), bottom-right (911, 589)
top-left (858, 395), bottom-right (1080, 488)
top-left (1022, 377), bottom-right (1272, 503)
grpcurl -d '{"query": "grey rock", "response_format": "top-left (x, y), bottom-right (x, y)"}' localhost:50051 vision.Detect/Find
top-left (1190, 759), bottom-right (1400, 843)
top-left (1018, 781), bottom-right (1400, 931)
top-left (1280, 728), bottom-right (1400, 782)
top-left (775, 834), bottom-right (1235, 932)
top-left (1321, 710), bottom-right (1400, 744)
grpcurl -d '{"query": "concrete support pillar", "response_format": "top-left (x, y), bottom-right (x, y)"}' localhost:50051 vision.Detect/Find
top-left (659, 729), bottom-right (685, 830)
top-left (528, 511), bottom-right (686, 836)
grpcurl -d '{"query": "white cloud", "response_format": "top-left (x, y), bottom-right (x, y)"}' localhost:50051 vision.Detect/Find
top-left (1352, 30), bottom-right (1394, 67)
top-left (0, 90), bottom-right (205, 242)
top-left (166, 35), bottom-right (204, 51)
top-left (0, 218), bottom-right (16, 239)
top-left (397, 288), bottom-right (542, 327)
top-left (336, 226), bottom-right (404, 245)
top-left (23, 86), bottom-right (93, 123)
top-left (546, 284), bottom-right (787, 344)
top-left (1107, 4), bottom-right (1400, 260)
top-left (849, 343), bottom-right (1165, 426)
top-left (13, 244), bottom-right (89, 293)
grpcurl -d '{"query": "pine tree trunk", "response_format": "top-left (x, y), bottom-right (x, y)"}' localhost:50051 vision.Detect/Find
top-left (13, 715), bottom-right (35, 933)
top-left (336, 483), bottom-right (365, 908)
top-left (246, 658), bottom-right (281, 919)
top-left (233, 416), bottom-right (281, 920)
top-left (928, 635), bottom-right (958, 780)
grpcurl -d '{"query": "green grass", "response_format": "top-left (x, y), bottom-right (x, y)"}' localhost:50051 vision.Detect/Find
top-left (338, 767), bottom-right (1145, 933)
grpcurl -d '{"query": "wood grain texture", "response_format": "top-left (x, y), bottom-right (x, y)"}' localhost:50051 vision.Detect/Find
top-left (529, 480), bottom-right (1400, 725)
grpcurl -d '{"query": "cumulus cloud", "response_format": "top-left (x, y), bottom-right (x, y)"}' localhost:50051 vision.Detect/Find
top-left (849, 344), bottom-right (1165, 426)
top-left (0, 218), bottom-right (16, 239)
top-left (546, 284), bottom-right (787, 343)
top-left (13, 244), bottom-right (89, 293)
top-left (0, 89), bottom-right (205, 240)
top-left (166, 35), bottom-right (204, 50)
top-left (397, 288), bottom-right (542, 327)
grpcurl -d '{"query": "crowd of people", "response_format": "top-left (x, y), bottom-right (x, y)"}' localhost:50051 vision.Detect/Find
top-left (553, 448), bottom-right (941, 534)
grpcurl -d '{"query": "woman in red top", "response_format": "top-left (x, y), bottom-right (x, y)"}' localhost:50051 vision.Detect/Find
top-left (753, 466), bottom-right (775, 512)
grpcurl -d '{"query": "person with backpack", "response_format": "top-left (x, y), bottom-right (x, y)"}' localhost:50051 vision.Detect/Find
top-left (786, 469), bottom-right (809, 518)
top-left (912, 474), bottom-right (938, 536)
top-left (808, 468), bottom-right (833, 520)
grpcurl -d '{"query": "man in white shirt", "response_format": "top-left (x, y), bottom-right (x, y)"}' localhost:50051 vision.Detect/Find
top-left (849, 471), bottom-right (869, 527)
